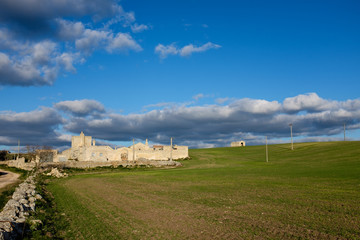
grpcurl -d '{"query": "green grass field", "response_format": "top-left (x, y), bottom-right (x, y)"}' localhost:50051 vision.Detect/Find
top-left (43, 142), bottom-right (360, 239)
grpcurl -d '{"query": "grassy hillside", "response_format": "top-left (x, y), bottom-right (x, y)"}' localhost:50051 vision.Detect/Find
top-left (41, 142), bottom-right (359, 239)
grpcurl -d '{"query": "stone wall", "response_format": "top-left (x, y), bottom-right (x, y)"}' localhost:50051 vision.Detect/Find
top-left (42, 159), bottom-right (182, 169)
top-left (0, 175), bottom-right (42, 239)
top-left (0, 158), bottom-right (35, 171)
top-left (136, 145), bottom-right (188, 160)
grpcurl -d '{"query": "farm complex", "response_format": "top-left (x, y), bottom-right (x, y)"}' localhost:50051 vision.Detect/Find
top-left (54, 132), bottom-right (188, 162)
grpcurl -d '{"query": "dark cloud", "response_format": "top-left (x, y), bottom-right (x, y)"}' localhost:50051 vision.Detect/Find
top-left (62, 93), bottom-right (360, 148)
top-left (0, 0), bottom-right (143, 87)
top-left (54, 99), bottom-right (105, 116)
top-left (0, 0), bottom-right (120, 32)
top-left (1, 94), bottom-right (359, 149)
top-left (0, 107), bottom-right (66, 146)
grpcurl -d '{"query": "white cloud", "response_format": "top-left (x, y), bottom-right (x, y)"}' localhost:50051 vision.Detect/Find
top-left (154, 43), bottom-right (179, 59)
top-left (32, 41), bottom-right (57, 65)
top-left (131, 23), bottom-right (150, 33)
top-left (57, 52), bottom-right (78, 72)
top-left (341, 99), bottom-right (360, 112)
top-left (75, 29), bottom-right (142, 54)
top-left (230, 98), bottom-right (282, 114)
top-left (155, 42), bottom-right (221, 59)
top-left (180, 42), bottom-right (221, 57)
top-left (283, 92), bottom-right (336, 113)
top-left (107, 33), bottom-right (142, 53)
top-left (193, 93), bottom-right (205, 101)
top-left (103, 10), bottom-right (136, 29)
top-left (216, 98), bottom-right (229, 104)
top-left (75, 29), bottom-right (110, 55)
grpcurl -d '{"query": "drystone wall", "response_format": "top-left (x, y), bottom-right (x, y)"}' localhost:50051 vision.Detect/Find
top-left (41, 159), bottom-right (182, 169)
top-left (0, 175), bottom-right (42, 240)
top-left (1, 158), bottom-right (183, 172)
top-left (0, 159), bottom-right (35, 171)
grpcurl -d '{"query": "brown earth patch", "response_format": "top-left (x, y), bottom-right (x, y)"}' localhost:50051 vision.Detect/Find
top-left (0, 169), bottom-right (20, 190)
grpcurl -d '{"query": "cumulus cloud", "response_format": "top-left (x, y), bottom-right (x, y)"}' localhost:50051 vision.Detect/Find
top-left (1, 93), bottom-right (359, 149)
top-left (230, 98), bottom-right (281, 114)
top-left (73, 28), bottom-right (142, 55)
top-left (155, 42), bottom-right (221, 59)
top-left (0, 0), bottom-right (143, 87)
top-left (0, 36), bottom-right (84, 86)
top-left (75, 29), bottom-right (111, 54)
top-left (283, 93), bottom-right (336, 113)
top-left (57, 52), bottom-right (78, 72)
top-left (0, 51), bottom-right (55, 86)
top-left (59, 94), bottom-right (360, 148)
top-left (54, 99), bottom-right (105, 116)
top-left (0, 107), bottom-right (65, 146)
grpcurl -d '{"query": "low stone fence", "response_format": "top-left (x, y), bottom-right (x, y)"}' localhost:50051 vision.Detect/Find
top-left (41, 159), bottom-right (182, 169)
top-left (1, 159), bottom-right (181, 172)
top-left (0, 175), bottom-right (42, 239)
top-left (0, 159), bottom-right (35, 171)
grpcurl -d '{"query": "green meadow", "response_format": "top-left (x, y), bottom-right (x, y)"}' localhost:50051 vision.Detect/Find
top-left (39, 142), bottom-right (360, 239)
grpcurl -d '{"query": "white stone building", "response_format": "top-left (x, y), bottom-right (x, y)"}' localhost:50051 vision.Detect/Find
top-left (231, 141), bottom-right (246, 147)
top-left (54, 132), bottom-right (188, 162)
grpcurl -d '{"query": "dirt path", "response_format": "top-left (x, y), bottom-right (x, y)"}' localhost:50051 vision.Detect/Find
top-left (0, 169), bottom-right (20, 190)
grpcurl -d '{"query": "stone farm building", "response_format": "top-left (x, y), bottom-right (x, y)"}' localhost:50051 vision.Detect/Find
top-left (52, 132), bottom-right (188, 162)
top-left (231, 141), bottom-right (246, 147)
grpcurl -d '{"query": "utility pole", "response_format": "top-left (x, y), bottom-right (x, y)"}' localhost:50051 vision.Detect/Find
top-left (344, 123), bottom-right (346, 141)
top-left (17, 140), bottom-right (20, 159)
top-left (132, 139), bottom-right (135, 161)
top-left (265, 136), bottom-right (268, 163)
top-left (170, 137), bottom-right (173, 161)
top-left (289, 124), bottom-right (293, 150)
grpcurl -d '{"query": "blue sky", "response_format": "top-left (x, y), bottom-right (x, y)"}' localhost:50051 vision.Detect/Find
top-left (0, 0), bottom-right (359, 150)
